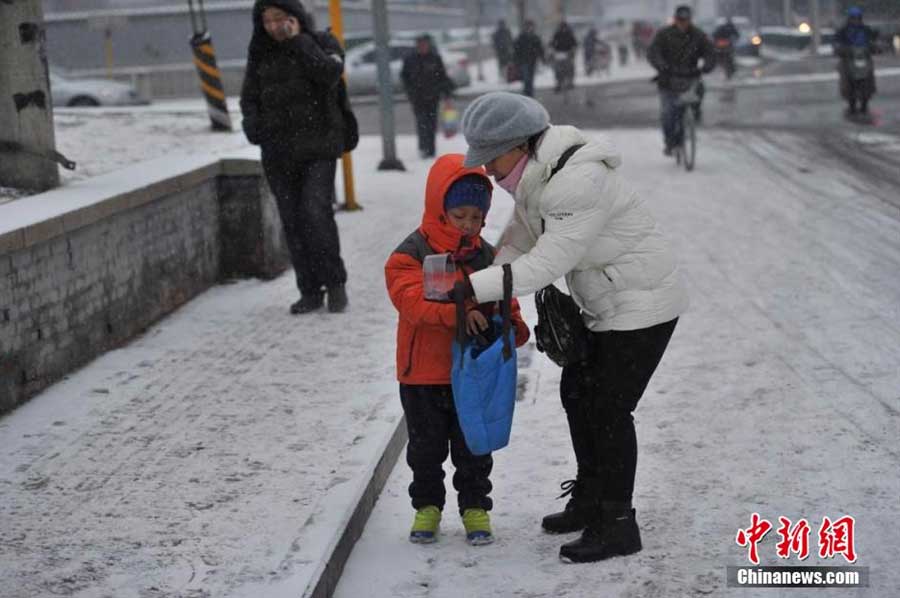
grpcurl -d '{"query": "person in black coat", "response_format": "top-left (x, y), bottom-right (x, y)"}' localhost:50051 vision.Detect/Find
top-left (240, 0), bottom-right (350, 314)
top-left (833, 7), bottom-right (879, 115)
top-left (492, 20), bottom-right (514, 77)
top-left (647, 5), bottom-right (715, 153)
top-left (514, 20), bottom-right (545, 97)
top-left (550, 21), bottom-right (578, 92)
top-left (401, 35), bottom-right (455, 159)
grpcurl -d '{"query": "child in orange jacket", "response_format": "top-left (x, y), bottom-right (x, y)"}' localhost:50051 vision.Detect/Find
top-left (385, 153), bottom-right (529, 545)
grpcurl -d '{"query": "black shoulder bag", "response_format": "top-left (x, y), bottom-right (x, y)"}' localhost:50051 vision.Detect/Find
top-left (533, 144), bottom-right (589, 367)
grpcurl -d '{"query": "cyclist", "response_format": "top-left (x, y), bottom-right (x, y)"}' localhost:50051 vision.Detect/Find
top-left (648, 5), bottom-right (716, 155)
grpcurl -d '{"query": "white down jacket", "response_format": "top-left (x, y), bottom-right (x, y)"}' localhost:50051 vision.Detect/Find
top-left (469, 125), bottom-right (689, 332)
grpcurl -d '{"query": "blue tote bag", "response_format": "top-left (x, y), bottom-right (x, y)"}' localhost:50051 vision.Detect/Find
top-left (451, 264), bottom-right (517, 456)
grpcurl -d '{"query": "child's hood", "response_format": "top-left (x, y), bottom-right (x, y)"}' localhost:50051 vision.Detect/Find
top-left (421, 154), bottom-right (493, 253)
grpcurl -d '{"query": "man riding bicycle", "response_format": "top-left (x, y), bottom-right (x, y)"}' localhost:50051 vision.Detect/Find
top-left (648, 5), bottom-right (716, 155)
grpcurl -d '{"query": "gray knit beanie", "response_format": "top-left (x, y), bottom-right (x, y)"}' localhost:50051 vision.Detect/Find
top-left (461, 92), bottom-right (550, 167)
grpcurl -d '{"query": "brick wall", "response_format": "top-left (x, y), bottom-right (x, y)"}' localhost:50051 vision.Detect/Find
top-left (0, 158), bottom-right (288, 413)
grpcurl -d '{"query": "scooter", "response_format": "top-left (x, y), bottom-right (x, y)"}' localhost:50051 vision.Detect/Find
top-left (843, 46), bottom-right (875, 121)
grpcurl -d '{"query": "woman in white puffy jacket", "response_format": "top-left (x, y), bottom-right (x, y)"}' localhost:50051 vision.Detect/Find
top-left (460, 92), bottom-right (689, 563)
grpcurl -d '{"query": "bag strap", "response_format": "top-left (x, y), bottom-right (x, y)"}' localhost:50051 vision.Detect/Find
top-left (500, 264), bottom-right (513, 361)
top-left (542, 143), bottom-right (586, 234)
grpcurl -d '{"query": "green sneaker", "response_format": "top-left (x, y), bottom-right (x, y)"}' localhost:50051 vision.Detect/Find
top-left (410, 506), bottom-right (441, 543)
top-left (462, 508), bottom-right (494, 546)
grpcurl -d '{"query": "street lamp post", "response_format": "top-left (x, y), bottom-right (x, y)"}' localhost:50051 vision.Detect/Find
top-left (372, 0), bottom-right (405, 171)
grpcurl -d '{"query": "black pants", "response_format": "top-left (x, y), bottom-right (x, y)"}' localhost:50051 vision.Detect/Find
top-left (261, 154), bottom-right (347, 296)
top-left (399, 384), bottom-right (493, 514)
top-left (560, 318), bottom-right (678, 502)
top-left (411, 101), bottom-right (439, 157)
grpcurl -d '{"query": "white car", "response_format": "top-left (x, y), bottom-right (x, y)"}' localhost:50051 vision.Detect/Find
top-left (344, 39), bottom-right (471, 96)
top-left (50, 70), bottom-right (149, 108)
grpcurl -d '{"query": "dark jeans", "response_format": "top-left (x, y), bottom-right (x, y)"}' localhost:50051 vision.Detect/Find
top-left (659, 86), bottom-right (704, 149)
top-left (399, 384), bottom-right (493, 514)
top-left (560, 318), bottom-right (678, 502)
top-left (659, 89), bottom-right (683, 149)
top-left (261, 154), bottom-right (347, 296)
top-left (412, 100), bottom-right (439, 157)
top-left (519, 62), bottom-right (536, 97)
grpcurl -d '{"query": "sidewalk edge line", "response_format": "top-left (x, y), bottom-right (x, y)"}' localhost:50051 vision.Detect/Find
top-left (303, 414), bottom-right (408, 598)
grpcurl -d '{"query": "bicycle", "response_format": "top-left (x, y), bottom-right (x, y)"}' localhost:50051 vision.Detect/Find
top-left (673, 78), bottom-right (702, 172)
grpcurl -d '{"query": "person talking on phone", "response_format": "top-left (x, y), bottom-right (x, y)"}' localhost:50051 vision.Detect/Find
top-left (240, 0), bottom-right (351, 314)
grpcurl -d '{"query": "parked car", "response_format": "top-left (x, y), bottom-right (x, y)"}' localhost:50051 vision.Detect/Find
top-left (758, 26), bottom-right (835, 57)
top-left (344, 39), bottom-right (471, 96)
top-left (50, 70), bottom-right (148, 107)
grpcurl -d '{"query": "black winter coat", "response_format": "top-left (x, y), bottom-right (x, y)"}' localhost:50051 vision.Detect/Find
top-left (648, 24), bottom-right (716, 91)
top-left (400, 50), bottom-right (455, 106)
top-left (514, 31), bottom-right (545, 66)
top-left (492, 26), bottom-right (514, 63)
top-left (240, 0), bottom-right (346, 162)
top-left (551, 27), bottom-right (578, 53)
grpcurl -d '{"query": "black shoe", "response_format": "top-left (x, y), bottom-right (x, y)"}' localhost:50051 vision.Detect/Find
top-left (326, 284), bottom-right (348, 313)
top-left (663, 146), bottom-right (674, 157)
top-left (559, 506), bottom-right (642, 563)
top-left (290, 293), bottom-right (324, 315)
top-left (541, 479), bottom-right (598, 534)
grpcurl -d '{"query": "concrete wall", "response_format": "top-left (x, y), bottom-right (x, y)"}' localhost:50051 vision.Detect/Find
top-left (0, 155), bottom-right (288, 414)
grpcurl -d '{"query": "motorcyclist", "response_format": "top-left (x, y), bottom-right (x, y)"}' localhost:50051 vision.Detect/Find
top-left (648, 5), bottom-right (715, 155)
top-left (833, 6), bottom-right (879, 116)
top-left (712, 17), bottom-right (740, 79)
top-left (550, 21), bottom-right (578, 93)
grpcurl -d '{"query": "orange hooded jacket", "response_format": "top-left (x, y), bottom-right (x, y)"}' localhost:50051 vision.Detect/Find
top-left (385, 154), bottom-right (530, 385)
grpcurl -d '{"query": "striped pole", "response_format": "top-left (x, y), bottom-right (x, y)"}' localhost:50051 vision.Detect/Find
top-left (190, 30), bottom-right (232, 131)
top-left (329, 0), bottom-right (361, 210)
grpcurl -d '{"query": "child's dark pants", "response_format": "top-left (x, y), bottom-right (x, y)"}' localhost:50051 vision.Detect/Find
top-left (399, 384), bottom-right (493, 514)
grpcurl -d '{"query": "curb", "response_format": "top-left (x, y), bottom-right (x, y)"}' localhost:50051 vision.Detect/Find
top-left (303, 414), bottom-right (408, 598)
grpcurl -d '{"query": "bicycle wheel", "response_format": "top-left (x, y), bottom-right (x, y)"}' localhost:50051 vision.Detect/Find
top-left (683, 107), bottom-right (697, 171)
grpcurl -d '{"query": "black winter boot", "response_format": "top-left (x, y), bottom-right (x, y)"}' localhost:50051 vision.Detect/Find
top-left (290, 293), bottom-right (324, 315)
top-left (326, 284), bottom-right (348, 313)
top-left (559, 502), bottom-right (642, 563)
top-left (541, 478), bottom-right (600, 534)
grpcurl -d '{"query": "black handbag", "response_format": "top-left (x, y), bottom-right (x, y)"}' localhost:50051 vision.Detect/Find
top-left (337, 79), bottom-right (359, 152)
top-left (534, 284), bottom-right (588, 367)
top-left (533, 143), bottom-right (589, 367)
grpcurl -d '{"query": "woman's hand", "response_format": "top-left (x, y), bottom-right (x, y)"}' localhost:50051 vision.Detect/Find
top-left (466, 309), bottom-right (489, 336)
top-left (282, 16), bottom-right (301, 39)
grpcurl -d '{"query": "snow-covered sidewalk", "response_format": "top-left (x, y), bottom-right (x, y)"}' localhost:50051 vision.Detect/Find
top-left (335, 130), bottom-right (900, 598)
top-left (0, 133), bottom-right (481, 598)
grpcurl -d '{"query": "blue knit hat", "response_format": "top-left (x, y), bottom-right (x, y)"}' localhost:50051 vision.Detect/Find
top-left (444, 174), bottom-right (491, 215)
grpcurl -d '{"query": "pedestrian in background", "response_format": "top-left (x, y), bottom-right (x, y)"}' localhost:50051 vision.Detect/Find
top-left (513, 20), bottom-right (545, 98)
top-left (240, 0), bottom-right (350, 314)
top-left (401, 35), bottom-right (456, 159)
top-left (492, 20), bottom-right (514, 79)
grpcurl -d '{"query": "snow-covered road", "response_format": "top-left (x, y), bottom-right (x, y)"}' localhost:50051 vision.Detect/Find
top-left (1, 121), bottom-right (899, 597)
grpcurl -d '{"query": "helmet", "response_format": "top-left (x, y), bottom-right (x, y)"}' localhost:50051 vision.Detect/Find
top-left (847, 6), bottom-right (863, 18)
